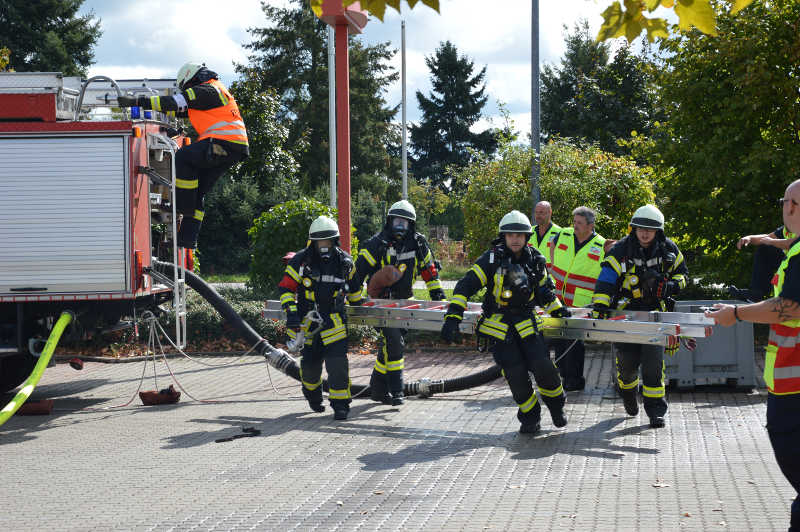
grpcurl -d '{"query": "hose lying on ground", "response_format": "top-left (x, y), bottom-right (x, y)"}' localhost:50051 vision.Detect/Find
top-left (0, 311), bottom-right (74, 427)
top-left (152, 261), bottom-right (502, 397)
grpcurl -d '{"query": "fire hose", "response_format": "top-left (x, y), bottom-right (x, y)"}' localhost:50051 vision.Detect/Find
top-left (0, 311), bottom-right (74, 427)
top-left (152, 260), bottom-right (502, 398)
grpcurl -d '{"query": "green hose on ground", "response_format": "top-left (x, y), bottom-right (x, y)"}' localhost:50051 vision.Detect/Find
top-left (0, 311), bottom-right (73, 427)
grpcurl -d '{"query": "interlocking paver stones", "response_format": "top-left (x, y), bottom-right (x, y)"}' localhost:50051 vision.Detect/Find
top-left (0, 346), bottom-right (794, 531)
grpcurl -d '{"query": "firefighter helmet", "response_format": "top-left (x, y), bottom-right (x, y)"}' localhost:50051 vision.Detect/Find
top-left (630, 204), bottom-right (664, 231)
top-left (308, 216), bottom-right (340, 240)
top-left (176, 62), bottom-right (205, 90)
top-left (498, 210), bottom-right (533, 234)
top-left (387, 200), bottom-right (417, 222)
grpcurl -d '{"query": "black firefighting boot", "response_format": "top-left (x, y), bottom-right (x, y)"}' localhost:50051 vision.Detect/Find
top-left (331, 399), bottom-right (350, 420)
top-left (649, 416), bottom-right (665, 428)
top-left (517, 402), bottom-right (542, 434)
top-left (621, 389), bottom-right (639, 416)
top-left (177, 214), bottom-right (202, 249)
top-left (388, 370), bottom-right (404, 406)
top-left (541, 393), bottom-right (568, 428)
top-left (369, 370), bottom-right (392, 404)
top-left (302, 387), bottom-right (325, 413)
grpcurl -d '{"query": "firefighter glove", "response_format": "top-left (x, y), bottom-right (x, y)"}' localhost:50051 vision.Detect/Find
top-left (285, 310), bottom-right (301, 330)
top-left (656, 278), bottom-right (679, 300)
top-left (589, 303), bottom-right (611, 320)
top-left (440, 316), bottom-right (461, 343)
top-left (665, 335), bottom-right (680, 357)
top-left (550, 307), bottom-right (571, 318)
top-left (429, 288), bottom-right (446, 301)
top-left (117, 95), bottom-right (139, 108)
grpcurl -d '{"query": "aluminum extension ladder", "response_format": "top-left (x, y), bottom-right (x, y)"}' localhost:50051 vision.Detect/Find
top-left (262, 298), bottom-right (715, 346)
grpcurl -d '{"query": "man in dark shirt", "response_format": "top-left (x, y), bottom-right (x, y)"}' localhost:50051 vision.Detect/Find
top-left (707, 179), bottom-right (800, 531)
top-left (729, 224), bottom-right (795, 302)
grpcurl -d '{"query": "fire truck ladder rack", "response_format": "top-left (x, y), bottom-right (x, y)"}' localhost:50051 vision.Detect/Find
top-left (262, 298), bottom-right (715, 347)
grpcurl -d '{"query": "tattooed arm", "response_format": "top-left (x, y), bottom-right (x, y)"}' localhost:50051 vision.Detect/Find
top-left (705, 298), bottom-right (800, 327)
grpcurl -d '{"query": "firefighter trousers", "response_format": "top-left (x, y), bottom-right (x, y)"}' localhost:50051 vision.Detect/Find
top-left (490, 329), bottom-right (565, 426)
top-left (174, 139), bottom-right (244, 248)
top-left (299, 334), bottom-right (350, 413)
top-left (370, 328), bottom-right (406, 399)
top-left (615, 343), bottom-right (667, 418)
top-left (766, 393), bottom-right (800, 531)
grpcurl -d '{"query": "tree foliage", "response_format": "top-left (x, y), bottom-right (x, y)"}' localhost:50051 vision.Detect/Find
top-left (410, 41), bottom-right (499, 193)
top-left (541, 21), bottom-right (657, 155)
top-left (459, 139), bottom-right (658, 259)
top-left (0, 0), bottom-right (101, 76)
top-left (640, 0), bottom-right (800, 284)
top-left (309, 0), bottom-right (440, 21)
top-left (248, 198), bottom-right (357, 297)
top-left (240, 0), bottom-right (400, 193)
top-left (598, 0), bottom-right (756, 43)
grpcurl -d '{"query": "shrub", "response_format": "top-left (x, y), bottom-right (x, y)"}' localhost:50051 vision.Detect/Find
top-left (248, 198), bottom-right (357, 297)
top-left (459, 138), bottom-right (659, 259)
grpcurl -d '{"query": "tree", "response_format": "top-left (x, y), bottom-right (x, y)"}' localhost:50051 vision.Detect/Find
top-left (410, 40), bottom-right (499, 193)
top-left (598, 0), bottom-right (756, 43)
top-left (640, 0), bottom-right (800, 284)
top-left (541, 21), bottom-right (657, 155)
top-left (0, 0), bottom-right (101, 76)
top-left (239, 0), bottom-right (401, 193)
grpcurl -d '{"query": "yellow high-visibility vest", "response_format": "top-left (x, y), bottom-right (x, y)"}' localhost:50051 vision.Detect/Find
top-left (550, 228), bottom-right (605, 307)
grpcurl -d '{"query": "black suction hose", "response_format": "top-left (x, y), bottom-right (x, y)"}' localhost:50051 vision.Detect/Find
top-left (152, 260), bottom-right (501, 397)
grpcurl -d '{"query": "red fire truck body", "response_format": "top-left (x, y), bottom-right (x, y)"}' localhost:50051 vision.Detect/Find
top-left (0, 72), bottom-right (185, 392)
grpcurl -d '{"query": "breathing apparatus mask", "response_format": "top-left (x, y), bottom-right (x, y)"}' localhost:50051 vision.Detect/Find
top-left (316, 240), bottom-right (334, 262)
top-left (501, 262), bottom-right (532, 307)
top-left (391, 216), bottom-right (410, 241)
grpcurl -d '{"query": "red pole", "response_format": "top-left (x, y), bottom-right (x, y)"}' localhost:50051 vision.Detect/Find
top-left (335, 23), bottom-right (351, 252)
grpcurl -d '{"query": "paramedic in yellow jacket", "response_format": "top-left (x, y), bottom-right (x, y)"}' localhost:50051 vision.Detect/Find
top-left (548, 206), bottom-right (606, 391)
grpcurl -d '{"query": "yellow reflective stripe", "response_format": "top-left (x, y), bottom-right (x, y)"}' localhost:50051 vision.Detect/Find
top-left (518, 392), bottom-right (538, 413)
top-left (618, 377), bottom-right (640, 390)
top-left (477, 325), bottom-right (506, 340)
top-left (286, 328), bottom-right (297, 339)
top-left (470, 264), bottom-right (487, 286)
top-left (347, 290), bottom-right (364, 302)
top-left (539, 384), bottom-right (564, 398)
top-left (374, 359), bottom-right (387, 374)
top-left (149, 96), bottom-right (162, 111)
top-left (450, 294), bottom-right (468, 309)
top-left (386, 359), bottom-right (404, 371)
top-left (305, 289), bottom-right (315, 301)
top-left (279, 292), bottom-right (294, 304)
top-left (672, 274), bottom-right (687, 289)
top-left (515, 319), bottom-right (535, 338)
top-left (642, 385), bottom-right (665, 398)
top-left (426, 279), bottom-right (443, 290)
top-left (285, 265), bottom-right (301, 282)
top-left (328, 387), bottom-right (351, 400)
top-left (194, 209), bottom-right (205, 221)
top-left (321, 326), bottom-right (346, 339)
top-left (592, 293), bottom-right (611, 306)
top-left (176, 178), bottom-right (198, 190)
top-left (360, 249), bottom-right (377, 267)
top-left (331, 313), bottom-right (343, 327)
top-left (322, 330), bottom-right (347, 345)
top-left (671, 251), bottom-right (685, 271)
top-left (186, 88), bottom-right (196, 101)
top-left (445, 313), bottom-right (463, 321)
top-left (544, 299), bottom-right (562, 313)
top-left (302, 378), bottom-right (322, 391)
top-left (604, 256), bottom-right (622, 276)
top-left (484, 314), bottom-right (508, 331)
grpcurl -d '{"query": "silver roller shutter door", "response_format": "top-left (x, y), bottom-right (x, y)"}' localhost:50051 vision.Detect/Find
top-left (0, 135), bottom-right (129, 294)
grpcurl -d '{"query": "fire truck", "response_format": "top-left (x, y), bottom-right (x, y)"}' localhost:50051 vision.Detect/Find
top-left (0, 72), bottom-right (188, 393)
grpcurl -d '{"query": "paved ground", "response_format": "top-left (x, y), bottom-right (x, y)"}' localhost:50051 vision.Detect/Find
top-left (0, 343), bottom-right (794, 531)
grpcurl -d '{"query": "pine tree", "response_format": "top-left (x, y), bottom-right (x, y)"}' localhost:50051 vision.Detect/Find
top-left (0, 0), bottom-right (101, 76)
top-left (541, 20), bottom-right (656, 154)
top-left (239, 0), bottom-right (400, 194)
top-left (410, 41), bottom-right (498, 193)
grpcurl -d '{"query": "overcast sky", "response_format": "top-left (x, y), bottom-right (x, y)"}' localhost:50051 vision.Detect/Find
top-left (79, 0), bottom-right (613, 139)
